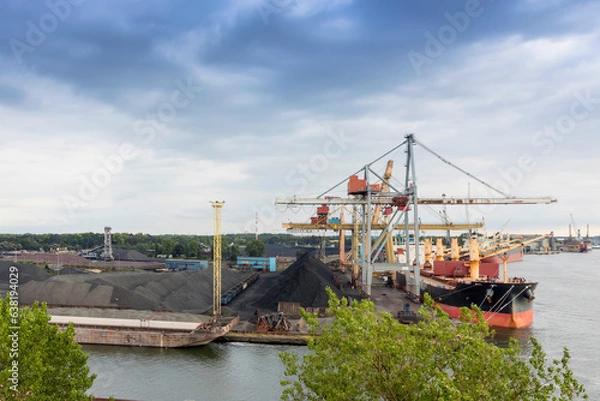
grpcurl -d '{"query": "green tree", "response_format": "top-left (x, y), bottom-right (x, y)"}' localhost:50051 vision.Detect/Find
top-left (223, 243), bottom-right (241, 262)
top-left (172, 243), bottom-right (185, 258)
top-left (245, 239), bottom-right (265, 257)
top-left (280, 290), bottom-right (587, 401)
top-left (0, 296), bottom-right (96, 400)
top-left (185, 240), bottom-right (200, 258)
top-left (161, 238), bottom-right (175, 257)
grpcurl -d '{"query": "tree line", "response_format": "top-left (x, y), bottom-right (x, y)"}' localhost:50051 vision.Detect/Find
top-left (0, 233), bottom-right (328, 259)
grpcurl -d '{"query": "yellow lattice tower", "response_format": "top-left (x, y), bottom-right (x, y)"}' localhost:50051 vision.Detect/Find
top-left (211, 201), bottom-right (225, 316)
top-left (352, 205), bottom-right (360, 288)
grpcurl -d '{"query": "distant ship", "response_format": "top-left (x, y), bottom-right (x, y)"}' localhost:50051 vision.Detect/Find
top-left (560, 220), bottom-right (591, 252)
top-left (559, 239), bottom-right (590, 253)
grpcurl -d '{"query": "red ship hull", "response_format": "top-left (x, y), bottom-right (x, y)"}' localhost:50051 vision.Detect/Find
top-left (481, 249), bottom-right (523, 264)
top-left (436, 303), bottom-right (534, 329)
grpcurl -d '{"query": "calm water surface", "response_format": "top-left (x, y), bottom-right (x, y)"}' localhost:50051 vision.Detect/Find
top-left (86, 252), bottom-right (600, 400)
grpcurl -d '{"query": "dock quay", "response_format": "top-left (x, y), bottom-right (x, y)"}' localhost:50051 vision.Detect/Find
top-left (48, 308), bottom-right (238, 348)
top-left (526, 250), bottom-right (560, 255)
top-left (220, 318), bottom-right (316, 345)
top-left (94, 398), bottom-right (140, 401)
top-left (222, 329), bottom-right (311, 345)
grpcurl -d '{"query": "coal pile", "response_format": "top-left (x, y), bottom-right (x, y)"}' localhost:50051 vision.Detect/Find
top-left (4, 262), bottom-right (253, 314)
top-left (0, 261), bottom-right (51, 284)
top-left (254, 253), bottom-right (356, 311)
top-left (111, 249), bottom-right (156, 262)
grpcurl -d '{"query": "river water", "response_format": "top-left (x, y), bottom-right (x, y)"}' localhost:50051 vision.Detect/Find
top-left (86, 252), bottom-right (600, 400)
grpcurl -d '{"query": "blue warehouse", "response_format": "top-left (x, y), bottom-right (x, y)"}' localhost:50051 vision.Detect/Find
top-left (236, 257), bottom-right (277, 272)
top-left (164, 259), bottom-right (209, 271)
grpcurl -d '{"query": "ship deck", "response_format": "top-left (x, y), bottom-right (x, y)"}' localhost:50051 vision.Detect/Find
top-left (414, 272), bottom-right (456, 289)
top-left (50, 315), bottom-right (205, 331)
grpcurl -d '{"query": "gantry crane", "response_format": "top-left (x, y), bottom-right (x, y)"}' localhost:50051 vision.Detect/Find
top-left (282, 160), bottom-right (485, 278)
top-left (276, 134), bottom-right (556, 297)
top-left (211, 201), bottom-right (225, 316)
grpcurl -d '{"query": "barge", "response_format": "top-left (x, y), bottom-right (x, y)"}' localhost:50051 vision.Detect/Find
top-left (50, 314), bottom-right (238, 348)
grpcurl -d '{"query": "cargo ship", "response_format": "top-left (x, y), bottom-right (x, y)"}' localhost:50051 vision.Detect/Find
top-left (397, 235), bottom-right (544, 329)
top-left (560, 221), bottom-right (591, 252)
top-left (559, 239), bottom-right (590, 253)
top-left (398, 262), bottom-right (536, 329)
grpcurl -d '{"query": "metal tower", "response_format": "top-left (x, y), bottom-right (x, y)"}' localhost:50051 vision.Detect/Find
top-left (103, 226), bottom-right (114, 261)
top-left (211, 201), bottom-right (225, 316)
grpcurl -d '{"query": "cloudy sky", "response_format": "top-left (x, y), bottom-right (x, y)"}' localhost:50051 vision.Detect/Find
top-left (0, 0), bottom-right (598, 236)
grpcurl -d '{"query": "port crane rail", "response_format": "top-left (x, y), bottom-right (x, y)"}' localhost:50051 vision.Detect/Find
top-left (275, 134), bottom-right (556, 297)
top-left (278, 196), bottom-right (555, 206)
top-left (281, 222), bottom-right (486, 231)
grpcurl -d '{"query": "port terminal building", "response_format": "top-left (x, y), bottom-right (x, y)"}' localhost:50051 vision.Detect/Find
top-left (236, 257), bottom-right (277, 272)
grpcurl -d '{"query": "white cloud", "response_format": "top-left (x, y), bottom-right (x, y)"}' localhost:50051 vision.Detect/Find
top-left (287, 0), bottom-right (353, 18)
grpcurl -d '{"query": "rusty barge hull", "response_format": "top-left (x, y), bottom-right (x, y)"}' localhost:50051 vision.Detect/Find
top-left (51, 316), bottom-right (239, 348)
top-left (222, 330), bottom-right (310, 345)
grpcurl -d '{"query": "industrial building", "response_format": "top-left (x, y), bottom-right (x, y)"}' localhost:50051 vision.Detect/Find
top-left (236, 256), bottom-right (277, 272)
top-left (164, 259), bottom-right (209, 271)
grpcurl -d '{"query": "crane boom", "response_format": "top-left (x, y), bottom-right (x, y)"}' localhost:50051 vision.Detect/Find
top-left (276, 196), bottom-right (556, 206)
top-left (282, 222), bottom-right (485, 231)
top-left (371, 160), bottom-right (395, 262)
top-left (478, 234), bottom-right (549, 260)
top-left (570, 213), bottom-right (581, 240)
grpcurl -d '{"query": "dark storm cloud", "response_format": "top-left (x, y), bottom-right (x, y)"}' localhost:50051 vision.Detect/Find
top-left (0, 0), bottom-right (598, 234)
top-left (0, 0), bottom-right (587, 101)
